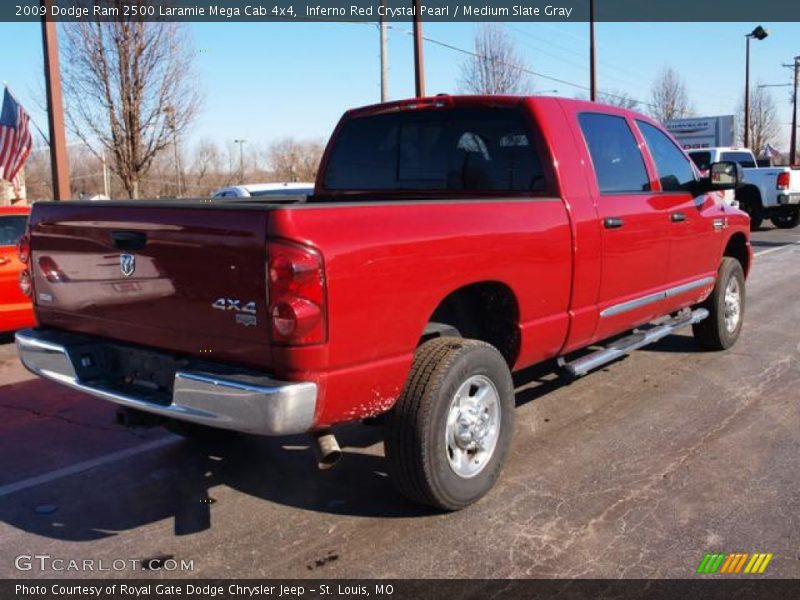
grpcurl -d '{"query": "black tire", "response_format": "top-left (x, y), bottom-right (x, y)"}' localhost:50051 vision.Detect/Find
top-left (163, 419), bottom-right (238, 443)
top-left (770, 207), bottom-right (800, 229)
top-left (384, 337), bottom-right (515, 511)
top-left (692, 257), bottom-right (745, 351)
top-left (737, 187), bottom-right (763, 230)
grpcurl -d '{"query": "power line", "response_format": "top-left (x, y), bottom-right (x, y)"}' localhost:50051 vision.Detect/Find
top-left (380, 23), bottom-right (660, 110)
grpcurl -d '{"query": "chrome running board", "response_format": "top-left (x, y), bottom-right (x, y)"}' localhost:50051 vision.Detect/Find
top-left (561, 308), bottom-right (709, 378)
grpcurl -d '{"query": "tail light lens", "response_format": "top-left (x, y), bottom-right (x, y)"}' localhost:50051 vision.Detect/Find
top-left (38, 256), bottom-right (67, 283)
top-left (17, 233), bottom-right (30, 264)
top-left (19, 270), bottom-right (32, 297)
top-left (17, 233), bottom-right (32, 297)
top-left (777, 172), bottom-right (790, 190)
top-left (267, 240), bottom-right (327, 345)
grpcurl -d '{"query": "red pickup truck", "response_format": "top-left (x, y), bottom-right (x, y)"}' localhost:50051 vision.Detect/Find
top-left (15, 96), bottom-right (751, 510)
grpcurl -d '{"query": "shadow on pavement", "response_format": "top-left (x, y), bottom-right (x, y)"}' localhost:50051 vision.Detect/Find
top-left (0, 330), bottom-right (705, 542)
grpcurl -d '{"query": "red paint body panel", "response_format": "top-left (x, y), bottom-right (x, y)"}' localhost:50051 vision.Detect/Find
top-left (25, 96), bottom-right (752, 429)
top-left (0, 206), bottom-right (35, 333)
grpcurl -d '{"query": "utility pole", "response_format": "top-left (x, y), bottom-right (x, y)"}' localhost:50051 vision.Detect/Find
top-left (234, 139), bottom-right (246, 184)
top-left (379, 0), bottom-right (388, 102)
top-left (412, 0), bottom-right (425, 97)
top-left (164, 106), bottom-right (181, 196)
top-left (101, 149), bottom-right (110, 198)
top-left (41, 2), bottom-right (71, 200)
top-left (790, 57), bottom-right (799, 164)
top-left (589, 0), bottom-right (596, 101)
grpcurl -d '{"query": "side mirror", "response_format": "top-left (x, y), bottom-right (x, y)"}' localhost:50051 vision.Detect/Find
top-left (707, 161), bottom-right (743, 191)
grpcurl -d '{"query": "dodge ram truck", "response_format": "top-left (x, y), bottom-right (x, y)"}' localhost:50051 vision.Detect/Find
top-left (15, 96), bottom-right (751, 510)
top-left (687, 146), bottom-right (800, 229)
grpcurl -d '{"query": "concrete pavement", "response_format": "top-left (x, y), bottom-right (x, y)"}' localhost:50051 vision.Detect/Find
top-left (1, 224), bottom-right (798, 579)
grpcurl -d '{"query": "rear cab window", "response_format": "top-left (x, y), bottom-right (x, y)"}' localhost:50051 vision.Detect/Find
top-left (721, 152), bottom-right (757, 169)
top-left (578, 113), bottom-right (651, 194)
top-left (0, 215), bottom-right (27, 246)
top-left (322, 107), bottom-right (550, 195)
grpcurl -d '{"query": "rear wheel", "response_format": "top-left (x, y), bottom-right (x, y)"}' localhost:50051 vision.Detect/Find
top-left (384, 337), bottom-right (515, 511)
top-left (770, 207), bottom-right (800, 229)
top-left (737, 187), bottom-right (763, 230)
top-left (692, 257), bottom-right (745, 351)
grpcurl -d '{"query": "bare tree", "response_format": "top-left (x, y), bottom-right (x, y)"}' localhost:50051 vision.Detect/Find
top-left (459, 24), bottom-right (531, 95)
top-left (598, 90), bottom-right (640, 110)
top-left (739, 84), bottom-right (779, 154)
top-left (267, 138), bottom-right (325, 183)
top-left (61, 18), bottom-right (201, 198)
top-left (577, 90), bottom-right (640, 110)
top-left (649, 67), bottom-right (694, 122)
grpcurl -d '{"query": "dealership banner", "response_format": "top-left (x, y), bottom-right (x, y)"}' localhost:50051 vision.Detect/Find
top-left (6, 580), bottom-right (800, 600)
top-left (5, 0), bottom-right (800, 22)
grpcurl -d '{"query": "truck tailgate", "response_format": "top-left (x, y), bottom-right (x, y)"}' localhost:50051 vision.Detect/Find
top-left (28, 202), bottom-right (273, 370)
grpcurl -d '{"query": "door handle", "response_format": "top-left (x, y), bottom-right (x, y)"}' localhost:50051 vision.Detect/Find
top-left (0, 257), bottom-right (10, 266)
top-left (603, 217), bottom-right (624, 229)
top-left (671, 212), bottom-right (687, 223)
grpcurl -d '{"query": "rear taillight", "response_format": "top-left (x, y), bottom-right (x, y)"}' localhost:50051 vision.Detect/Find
top-left (38, 256), bottom-right (66, 282)
top-left (17, 233), bottom-right (30, 264)
top-left (267, 240), bottom-right (327, 345)
top-left (17, 233), bottom-right (32, 297)
top-left (777, 172), bottom-right (790, 190)
top-left (19, 270), bottom-right (32, 297)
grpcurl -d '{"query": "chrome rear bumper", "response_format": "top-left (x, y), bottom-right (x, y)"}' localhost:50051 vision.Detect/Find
top-left (15, 329), bottom-right (317, 435)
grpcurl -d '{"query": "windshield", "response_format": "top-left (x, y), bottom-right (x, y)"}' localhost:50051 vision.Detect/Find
top-left (688, 151), bottom-right (712, 171)
top-left (323, 107), bottom-right (548, 193)
top-left (721, 151), bottom-right (757, 169)
top-left (0, 215), bottom-right (27, 246)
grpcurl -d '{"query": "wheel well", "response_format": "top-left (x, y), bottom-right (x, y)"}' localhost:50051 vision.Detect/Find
top-left (724, 233), bottom-right (750, 277)
top-left (423, 282), bottom-right (520, 366)
top-left (736, 184), bottom-right (762, 208)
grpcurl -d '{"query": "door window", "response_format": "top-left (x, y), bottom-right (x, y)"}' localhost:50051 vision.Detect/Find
top-left (579, 113), bottom-right (650, 194)
top-left (637, 121), bottom-right (696, 192)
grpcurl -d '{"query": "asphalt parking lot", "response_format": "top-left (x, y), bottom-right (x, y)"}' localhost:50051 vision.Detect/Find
top-left (1, 224), bottom-right (798, 579)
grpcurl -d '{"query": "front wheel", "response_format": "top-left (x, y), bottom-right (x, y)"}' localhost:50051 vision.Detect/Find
top-left (692, 257), bottom-right (745, 351)
top-left (384, 338), bottom-right (515, 511)
top-left (770, 207), bottom-right (800, 229)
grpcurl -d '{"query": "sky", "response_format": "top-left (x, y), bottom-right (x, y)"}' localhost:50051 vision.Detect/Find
top-left (0, 20), bottom-right (798, 156)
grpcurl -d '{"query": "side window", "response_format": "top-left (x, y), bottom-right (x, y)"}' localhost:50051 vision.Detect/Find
top-left (578, 113), bottom-right (650, 194)
top-left (637, 121), bottom-right (696, 192)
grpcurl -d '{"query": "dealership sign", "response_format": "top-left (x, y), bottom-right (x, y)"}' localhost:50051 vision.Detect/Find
top-left (664, 115), bottom-right (736, 149)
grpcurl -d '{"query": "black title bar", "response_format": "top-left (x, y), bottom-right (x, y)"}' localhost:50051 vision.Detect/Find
top-left (4, 0), bottom-right (800, 22)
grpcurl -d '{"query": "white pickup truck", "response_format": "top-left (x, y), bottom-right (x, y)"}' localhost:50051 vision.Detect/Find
top-left (687, 147), bottom-right (800, 229)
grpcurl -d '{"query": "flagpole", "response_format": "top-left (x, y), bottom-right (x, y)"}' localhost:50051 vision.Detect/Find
top-left (2, 81), bottom-right (52, 146)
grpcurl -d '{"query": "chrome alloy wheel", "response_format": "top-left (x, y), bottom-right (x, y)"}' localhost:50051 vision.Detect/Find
top-left (445, 374), bottom-right (501, 479)
top-left (724, 276), bottom-right (742, 333)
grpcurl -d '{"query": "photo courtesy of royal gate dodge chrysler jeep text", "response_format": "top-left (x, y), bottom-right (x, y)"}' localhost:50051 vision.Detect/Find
top-left (15, 95), bottom-right (751, 510)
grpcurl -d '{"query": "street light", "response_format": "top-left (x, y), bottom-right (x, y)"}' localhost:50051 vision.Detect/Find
top-left (744, 25), bottom-right (769, 149)
top-left (234, 139), bottom-right (247, 184)
top-left (789, 57), bottom-right (800, 165)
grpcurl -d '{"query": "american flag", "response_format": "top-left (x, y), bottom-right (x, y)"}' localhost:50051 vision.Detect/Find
top-left (0, 87), bottom-right (33, 190)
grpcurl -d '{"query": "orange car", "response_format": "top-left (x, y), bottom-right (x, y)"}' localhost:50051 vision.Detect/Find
top-left (0, 205), bottom-right (34, 333)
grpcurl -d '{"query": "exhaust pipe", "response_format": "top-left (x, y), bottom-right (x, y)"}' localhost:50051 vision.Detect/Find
top-left (312, 429), bottom-right (342, 470)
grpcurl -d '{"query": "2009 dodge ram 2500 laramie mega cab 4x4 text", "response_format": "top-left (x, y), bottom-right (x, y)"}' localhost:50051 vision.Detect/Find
top-left (15, 96), bottom-right (751, 510)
